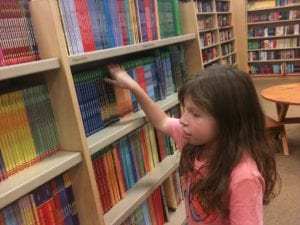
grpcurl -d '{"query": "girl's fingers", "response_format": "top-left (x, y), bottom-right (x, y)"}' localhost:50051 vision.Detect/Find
top-left (104, 78), bottom-right (117, 85)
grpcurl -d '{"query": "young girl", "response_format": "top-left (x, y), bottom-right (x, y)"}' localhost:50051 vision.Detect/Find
top-left (106, 64), bottom-right (279, 225)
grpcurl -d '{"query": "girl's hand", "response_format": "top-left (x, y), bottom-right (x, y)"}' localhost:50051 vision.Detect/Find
top-left (105, 64), bottom-right (137, 90)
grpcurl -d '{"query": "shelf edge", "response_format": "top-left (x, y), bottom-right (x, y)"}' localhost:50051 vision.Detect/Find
top-left (0, 151), bottom-right (82, 209)
top-left (69, 34), bottom-right (196, 66)
top-left (0, 58), bottom-right (60, 81)
top-left (104, 153), bottom-right (181, 225)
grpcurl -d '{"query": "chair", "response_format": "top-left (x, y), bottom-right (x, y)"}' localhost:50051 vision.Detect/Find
top-left (265, 115), bottom-right (289, 155)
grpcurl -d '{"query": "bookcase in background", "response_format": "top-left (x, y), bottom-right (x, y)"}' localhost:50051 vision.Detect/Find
top-left (194, 0), bottom-right (238, 69)
top-left (0, 0), bottom-right (203, 225)
top-left (247, 0), bottom-right (300, 76)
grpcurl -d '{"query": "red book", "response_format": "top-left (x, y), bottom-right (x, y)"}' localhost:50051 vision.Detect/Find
top-left (155, 130), bottom-right (167, 161)
top-left (117, 0), bottom-right (129, 45)
top-left (93, 154), bottom-right (110, 213)
top-left (144, 0), bottom-right (153, 41)
top-left (51, 179), bottom-right (65, 225)
top-left (74, 0), bottom-right (96, 52)
top-left (135, 66), bottom-right (147, 93)
top-left (153, 188), bottom-right (165, 225)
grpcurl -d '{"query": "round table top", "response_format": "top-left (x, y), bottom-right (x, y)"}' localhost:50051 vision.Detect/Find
top-left (261, 83), bottom-right (300, 105)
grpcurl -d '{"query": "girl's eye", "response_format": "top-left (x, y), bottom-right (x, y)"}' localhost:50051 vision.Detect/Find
top-left (192, 112), bottom-right (200, 118)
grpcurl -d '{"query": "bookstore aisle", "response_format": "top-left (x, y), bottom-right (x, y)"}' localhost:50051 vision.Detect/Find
top-left (0, 0), bottom-right (201, 225)
top-left (0, 0), bottom-right (299, 225)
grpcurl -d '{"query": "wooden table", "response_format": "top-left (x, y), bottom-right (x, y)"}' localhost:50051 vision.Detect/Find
top-left (261, 83), bottom-right (300, 124)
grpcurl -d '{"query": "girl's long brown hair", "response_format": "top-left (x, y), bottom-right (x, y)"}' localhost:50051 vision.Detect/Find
top-left (178, 65), bottom-right (280, 215)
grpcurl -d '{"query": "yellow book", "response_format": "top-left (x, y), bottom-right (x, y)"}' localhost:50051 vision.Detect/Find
top-left (146, 124), bottom-right (159, 167)
top-left (142, 126), bottom-right (154, 170)
top-left (248, 0), bottom-right (275, 10)
top-left (0, 94), bottom-right (17, 175)
top-left (162, 175), bottom-right (178, 210)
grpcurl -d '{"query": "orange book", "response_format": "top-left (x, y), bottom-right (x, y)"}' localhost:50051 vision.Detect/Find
top-left (139, 128), bottom-right (151, 172)
top-left (107, 150), bottom-right (121, 202)
top-left (112, 146), bottom-right (126, 198)
top-left (102, 151), bottom-right (117, 205)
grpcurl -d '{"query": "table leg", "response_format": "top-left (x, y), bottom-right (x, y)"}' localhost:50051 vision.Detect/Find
top-left (276, 103), bottom-right (289, 123)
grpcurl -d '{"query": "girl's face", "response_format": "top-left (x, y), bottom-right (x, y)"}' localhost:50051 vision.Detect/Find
top-left (179, 96), bottom-right (219, 149)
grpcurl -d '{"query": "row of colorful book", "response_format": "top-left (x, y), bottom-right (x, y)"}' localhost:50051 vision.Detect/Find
top-left (91, 105), bottom-right (181, 213)
top-left (73, 44), bottom-right (186, 137)
top-left (248, 10), bottom-right (300, 23)
top-left (220, 29), bottom-right (233, 42)
top-left (0, 172), bottom-right (79, 225)
top-left (121, 170), bottom-right (184, 225)
top-left (248, 49), bottom-right (300, 61)
top-left (0, 0), bottom-right (40, 67)
top-left (249, 62), bottom-right (300, 75)
top-left (217, 14), bottom-right (231, 27)
top-left (275, 0), bottom-right (300, 6)
top-left (248, 38), bottom-right (299, 49)
top-left (199, 31), bottom-right (217, 48)
top-left (216, 1), bottom-right (230, 12)
top-left (221, 42), bottom-right (234, 56)
top-left (57, 0), bottom-right (181, 55)
top-left (248, 24), bottom-right (300, 37)
top-left (202, 47), bottom-right (218, 63)
top-left (0, 84), bottom-right (61, 183)
top-left (221, 54), bottom-right (236, 65)
top-left (195, 0), bottom-right (213, 13)
top-left (248, 0), bottom-right (299, 9)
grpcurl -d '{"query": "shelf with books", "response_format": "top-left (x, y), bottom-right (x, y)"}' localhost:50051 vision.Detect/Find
top-left (195, 0), bottom-right (238, 68)
top-left (246, 0), bottom-right (300, 76)
top-left (0, 151), bottom-right (82, 209)
top-left (87, 92), bottom-right (179, 155)
top-left (104, 152), bottom-right (180, 225)
top-left (69, 34), bottom-right (196, 66)
top-left (0, 0), bottom-right (207, 224)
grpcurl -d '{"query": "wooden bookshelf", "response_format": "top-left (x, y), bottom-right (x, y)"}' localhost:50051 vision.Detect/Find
top-left (0, 0), bottom-right (206, 224)
top-left (0, 58), bottom-right (60, 80)
top-left (69, 34), bottom-right (196, 66)
top-left (194, 0), bottom-right (238, 68)
top-left (0, 151), bottom-right (82, 209)
top-left (87, 93), bottom-right (178, 154)
top-left (246, 0), bottom-right (300, 76)
top-left (104, 153), bottom-right (180, 225)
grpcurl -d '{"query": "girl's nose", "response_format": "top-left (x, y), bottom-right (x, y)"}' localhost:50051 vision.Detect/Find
top-left (179, 114), bottom-right (188, 126)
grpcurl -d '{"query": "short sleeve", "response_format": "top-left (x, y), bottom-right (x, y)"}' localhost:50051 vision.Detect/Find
top-left (166, 118), bottom-right (187, 151)
top-left (229, 177), bottom-right (264, 225)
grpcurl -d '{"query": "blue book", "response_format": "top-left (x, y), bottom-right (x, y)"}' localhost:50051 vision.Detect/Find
top-left (64, 0), bottom-right (84, 54)
top-left (126, 136), bottom-right (139, 181)
top-left (142, 202), bottom-right (152, 225)
top-left (102, 0), bottom-right (117, 48)
top-left (110, 0), bottom-right (123, 46)
top-left (122, 137), bottom-right (135, 188)
top-left (118, 140), bottom-right (131, 190)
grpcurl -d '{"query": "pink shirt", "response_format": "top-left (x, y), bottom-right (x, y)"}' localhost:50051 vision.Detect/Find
top-left (167, 118), bottom-right (265, 225)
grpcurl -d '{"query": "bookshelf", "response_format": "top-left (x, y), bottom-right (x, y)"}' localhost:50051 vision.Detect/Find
top-left (194, 0), bottom-right (238, 69)
top-left (246, 0), bottom-right (300, 76)
top-left (0, 0), bottom-right (206, 225)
